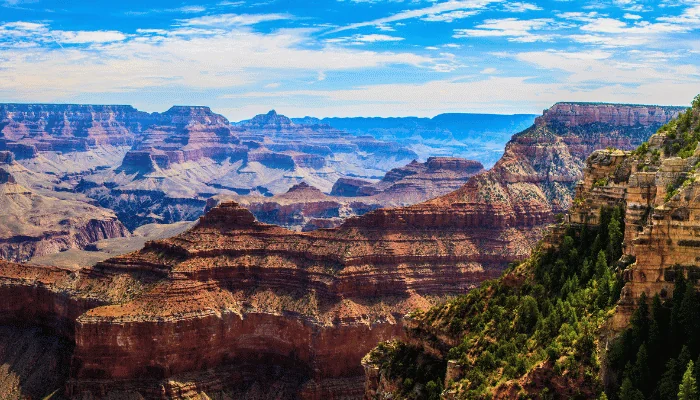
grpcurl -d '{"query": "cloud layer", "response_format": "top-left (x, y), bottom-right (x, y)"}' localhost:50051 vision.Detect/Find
top-left (0, 0), bottom-right (698, 119)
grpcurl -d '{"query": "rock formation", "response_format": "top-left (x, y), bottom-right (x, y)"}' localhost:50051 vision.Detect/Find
top-left (0, 105), bottom-right (419, 231)
top-left (219, 157), bottom-right (485, 230)
top-left (360, 98), bottom-right (700, 400)
top-left (0, 104), bottom-right (151, 157)
top-left (0, 102), bottom-right (686, 399)
top-left (117, 106), bottom-right (246, 173)
top-left (0, 162), bottom-right (130, 262)
top-left (1, 104), bottom-right (423, 233)
top-left (564, 99), bottom-right (700, 329)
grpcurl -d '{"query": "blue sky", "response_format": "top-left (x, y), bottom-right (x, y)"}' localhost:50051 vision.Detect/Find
top-left (0, 0), bottom-right (699, 119)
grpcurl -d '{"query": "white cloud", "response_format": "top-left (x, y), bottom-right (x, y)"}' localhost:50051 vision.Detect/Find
top-left (480, 67), bottom-right (497, 74)
top-left (331, 0), bottom-right (502, 32)
top-left (327, 33), bottom-right (405, 45)
top-left (454, 18), bottom-right (558, 42)
top-left (623, 13), bottom-right (642, 20)
top-left (178, 13), bottom-right (292, 27)
top-left (421, 10), bottom-right (479, 22)
top-left (0, 21), bottom-right (448, 100)
top-left (502, 2), bottom-right (542, 12)
top-left (514, 49), bottom-right (698, 85)
top-left (56, 30), bottom-right (127, 44)
top-left (568, 33), bottom-right (649, 47)
top-left (175, 6), bottom-right (207, 13)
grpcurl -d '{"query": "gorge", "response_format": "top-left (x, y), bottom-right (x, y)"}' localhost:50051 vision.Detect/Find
top-left (0, 101), bottom-right (686, 399)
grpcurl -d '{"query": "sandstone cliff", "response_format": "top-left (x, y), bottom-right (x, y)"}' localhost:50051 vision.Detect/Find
top-left (565, 98), bottom-right (700, 329)
top-left (361, 98), bottom-right (698, 399)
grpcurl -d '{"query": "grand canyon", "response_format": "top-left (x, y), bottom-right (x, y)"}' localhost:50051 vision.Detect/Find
top-left (0, 100), bottom-right (688, 398)
top-left (3, 1), bottom-right (700, 399)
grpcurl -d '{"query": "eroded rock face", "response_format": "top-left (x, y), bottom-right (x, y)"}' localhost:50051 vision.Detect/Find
top-left (214, 157), bottom-right (485, 230)
top-left (566, 102), bottom-right (700, 329)
top-left (0, 104), bottom-right (151, 156)
top-left (0, 102), bottom-right (686, 399)
top-left (118, 106), bottom-right (246, 173)
top-left (536, 102), bottom-right (682, 128)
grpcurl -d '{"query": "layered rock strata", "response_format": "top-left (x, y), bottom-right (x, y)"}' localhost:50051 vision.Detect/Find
top-left (0, 104), bottom-right (152, 157)
top-left (0, 102), bottom-right (687, 399)
top-left (566, 100), bottom-right (700, 328)
top-left (223, 157), bottom-right (485, 230)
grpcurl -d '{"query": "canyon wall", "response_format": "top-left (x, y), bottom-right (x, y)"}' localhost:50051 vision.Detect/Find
top-left (566, 100), bottom-right (700, 328)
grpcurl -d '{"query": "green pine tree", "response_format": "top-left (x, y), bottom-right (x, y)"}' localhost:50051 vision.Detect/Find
top-left (595, 250), bottom-right (608, 278)
top-left (658, 358), bottom-right (679, 400)
top-left (630, 292), bottom-right (650, 344)
top-left (607, 210), bottom-right (623, 263)
top-left (678, 360), bottom-right (698, 400)
top-left (631, 344), bottom-right (650, 393)
top-left (679, 285), bottom-right (700, 351)
top-left (619, 377), bottom-right (644, 400)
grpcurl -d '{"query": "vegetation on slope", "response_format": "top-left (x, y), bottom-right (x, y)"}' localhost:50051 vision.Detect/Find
top-left (367, 206), bottom-right (626, 399)
top-left (607, 271), bottom-right (700, 399)
top-left (366, 96), bottom-right (700, 400)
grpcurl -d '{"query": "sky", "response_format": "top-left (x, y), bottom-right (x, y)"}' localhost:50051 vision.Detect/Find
top-left (0, 0), bottom-right (699, 120)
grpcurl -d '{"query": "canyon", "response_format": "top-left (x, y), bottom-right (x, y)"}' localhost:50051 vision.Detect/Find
top-left (0, 155), bottom-right (129, 263)
top-left (0, 101), bottom-right (685, 399)
top-left (213, 157), bottom-right (484, 230)
top-left (293, 113), bottom-right (538, 167)
top-left (1, 104), bottom-right (422, 232)
top-left (0, 103), bottom-right (537, 262)
top-left (362, 98), bottom-right (700, 399)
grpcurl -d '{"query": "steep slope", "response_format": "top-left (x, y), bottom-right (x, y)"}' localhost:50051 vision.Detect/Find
top-left (363, 96), bottom-right (700, 399)
top-left (0, 159), bottom-right (129, 262)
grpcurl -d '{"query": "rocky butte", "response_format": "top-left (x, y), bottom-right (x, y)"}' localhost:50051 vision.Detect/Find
top-left (0, 102), bottom-right (685, 399)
